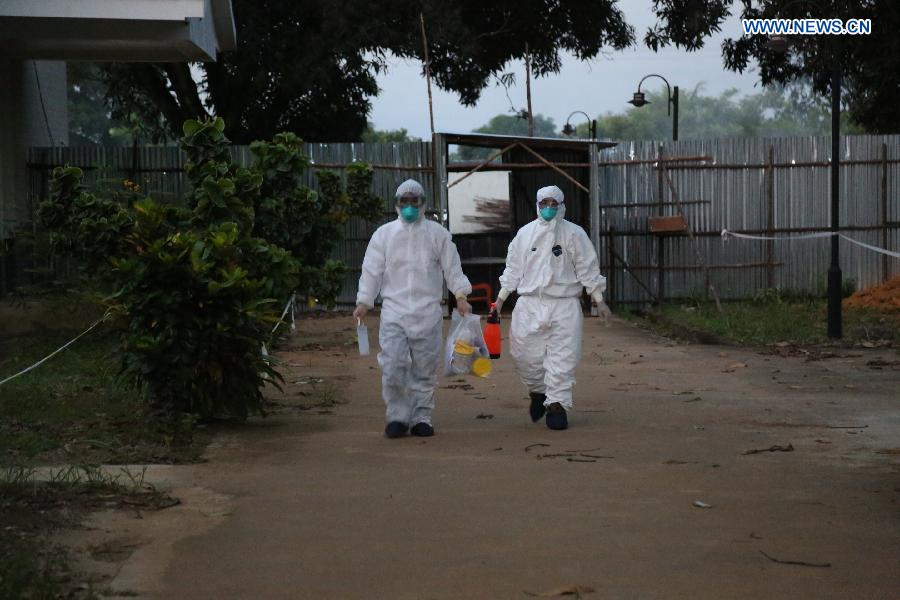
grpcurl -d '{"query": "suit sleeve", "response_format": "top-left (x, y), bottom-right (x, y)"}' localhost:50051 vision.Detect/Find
top-left (356, 229), bottom-right (385, 308)
top-left (498, 230), bottom-right (524, 292)
top-left (439, 229), bottom-right (472, 298)
top-left (573, 227), bottom-right (606, 296)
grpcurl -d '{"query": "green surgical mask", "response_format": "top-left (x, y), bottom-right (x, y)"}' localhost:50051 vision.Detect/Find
top-left (400, 205), bottom-right (420, 222)
top-left (540, 206), bottom-right (558, 221)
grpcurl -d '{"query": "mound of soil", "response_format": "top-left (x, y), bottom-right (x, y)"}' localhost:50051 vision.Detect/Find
top-left (844, 275), bottom-right (900, 311)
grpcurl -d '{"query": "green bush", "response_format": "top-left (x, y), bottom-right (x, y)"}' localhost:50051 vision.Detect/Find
top-left (38, 117), bottom-right (378, 421)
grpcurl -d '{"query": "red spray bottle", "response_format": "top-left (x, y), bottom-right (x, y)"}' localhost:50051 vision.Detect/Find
top-left (484, 303), bottom-right (502, 359)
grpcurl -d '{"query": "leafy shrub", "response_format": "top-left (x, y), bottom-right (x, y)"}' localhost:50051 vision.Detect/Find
top-left (39, 117), bottom-right (378, 421)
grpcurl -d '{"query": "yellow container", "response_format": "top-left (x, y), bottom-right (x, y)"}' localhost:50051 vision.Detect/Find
top-left (472, 357), bottom-right (493, 378)
top-left (453, 340), bottom-right (475, 355)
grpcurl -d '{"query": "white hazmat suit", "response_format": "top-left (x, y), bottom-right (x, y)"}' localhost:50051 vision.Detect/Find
top-left (357, 179), bottom-right (472, 428)
top-left (498, 185), bottom-right (606, 411)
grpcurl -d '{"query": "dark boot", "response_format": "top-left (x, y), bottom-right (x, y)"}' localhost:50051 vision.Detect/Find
top-left (410, 422), bottom-right (434, 437)
top-left (529, 392), bottom-right (547, 422)
top-left (384, 421), bottom-right (409, 438)
top-left (545, 403), bottom-right (568, 430)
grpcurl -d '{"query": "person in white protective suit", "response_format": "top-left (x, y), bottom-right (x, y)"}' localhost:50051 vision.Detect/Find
top-left (353, 179), bottom-right (472, 438)
top-left (493, 185), bottom-right (610, 430)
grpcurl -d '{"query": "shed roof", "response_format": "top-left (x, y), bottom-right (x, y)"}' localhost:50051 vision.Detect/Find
top-left (439, 132), bottom-right (617, 152)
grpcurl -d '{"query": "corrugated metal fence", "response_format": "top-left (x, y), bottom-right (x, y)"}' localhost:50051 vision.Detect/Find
top-left (12, 135), bottom-right (900, 305)
top-left (19, 142), bottom-right (433, 304)
top-left (598, 135), bottom-right (900, 305)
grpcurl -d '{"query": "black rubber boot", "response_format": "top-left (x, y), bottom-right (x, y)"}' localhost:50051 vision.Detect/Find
top-left (529, 392), bottom-right (547, 422)
top-left (410, 422), bottom-right (434, 437)
top-left (545, 403), bottom-right (568, 430)
top-left (384, 421), bottom-right (409, 438)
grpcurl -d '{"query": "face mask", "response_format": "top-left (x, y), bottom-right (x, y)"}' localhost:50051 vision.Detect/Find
top-left (539, 206), bottom-right (558, 221)
top-left (400, 205), bottom-right (420, 222)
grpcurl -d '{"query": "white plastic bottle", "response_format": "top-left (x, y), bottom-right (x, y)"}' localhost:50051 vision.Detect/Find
top-left (357, 318), bottom-right (370, 356)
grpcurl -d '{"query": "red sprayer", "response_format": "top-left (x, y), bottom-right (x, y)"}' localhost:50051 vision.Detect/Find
top-left (484, 303), bottom-right (502, 359)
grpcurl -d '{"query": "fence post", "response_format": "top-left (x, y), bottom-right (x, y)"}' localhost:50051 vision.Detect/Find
top-left (882, 143), bottom-right (889, 281)
top-left (656, 143), bottom-right (665, 304)
top-left (607, 226), bottom-right (616, 309)
top-left (767, 144), bottom-right (775, 289)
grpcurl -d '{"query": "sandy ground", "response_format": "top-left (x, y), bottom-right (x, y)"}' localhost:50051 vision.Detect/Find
top-left (60, 314), bottom-right (900, 599)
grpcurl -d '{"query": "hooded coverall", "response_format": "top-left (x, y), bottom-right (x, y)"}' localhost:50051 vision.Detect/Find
top-left (499, 185), bottom-right (606, 410)
top-left (357, 180), bottom-right (471, 426)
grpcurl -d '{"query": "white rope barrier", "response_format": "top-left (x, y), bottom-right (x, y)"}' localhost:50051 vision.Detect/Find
top-left (0, 308), bottom-right (113, 387)
top-left (721, 229), bottom-right (900, 259)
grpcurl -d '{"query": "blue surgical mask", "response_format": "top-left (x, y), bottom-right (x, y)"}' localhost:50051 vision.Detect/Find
top-left (400, 205), bottom-right (420, 222)
top-left (540, 206), bottom-right (558, 221)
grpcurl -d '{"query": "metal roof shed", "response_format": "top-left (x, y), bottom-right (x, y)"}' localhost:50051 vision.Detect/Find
top-left (433, 132), bottom-right (617, 308)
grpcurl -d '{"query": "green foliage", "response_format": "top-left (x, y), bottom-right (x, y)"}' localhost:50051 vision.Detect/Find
top-left (361, 123), bottom-right (421, 143)
top-left (627, 298), bottom-right (899, 347)
top-left (576, 83), bottom-right (866, 141)
top-left (98, 1), bottom-right (633, 143)
top-left (455, 113), bottom-right (559, 160)
top-left (38, 118), bottom-right (379, 421)
top-left (646, 0), bottom-right (896, 133)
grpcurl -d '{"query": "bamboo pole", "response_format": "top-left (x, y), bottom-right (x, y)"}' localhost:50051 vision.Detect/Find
top-left (445, 143), bottom-right (518, 190)
top-left (420, 13), bottom-right (435, 138)
top-left (513, 141), bottom-right (590, 194)
top-left (525, 45), bottom-right (534, 137)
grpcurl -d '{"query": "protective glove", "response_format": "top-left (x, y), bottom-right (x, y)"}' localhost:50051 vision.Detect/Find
top-left (456, 294), bottom-right (472, 316)
top-left (352, 304), bottom-right (369, 322)
top-left (493, 288), bottom-right (512, 318)
top-left (591, 290), bottom-right (611, 326)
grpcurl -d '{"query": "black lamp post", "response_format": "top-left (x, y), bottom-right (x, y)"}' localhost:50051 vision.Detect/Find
top-left (767, 2), bottom-right (842, 339)
top-left (628, 74), bottom-right (679, 141)
top-left (561, 110), bottom-right (596, 139)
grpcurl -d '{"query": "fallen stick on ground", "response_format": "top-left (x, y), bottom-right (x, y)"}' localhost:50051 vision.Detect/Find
top-left (826, 424), bottom-right (869, 429)
top-left (759, 550), bottom-right (831, 568)
top-left (743, 444), bottom-right (794, 455)
top-left (525, 443), bottom-right (551, 453)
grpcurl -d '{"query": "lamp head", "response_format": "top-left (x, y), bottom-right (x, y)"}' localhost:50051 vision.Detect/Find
top-left (628, 91), bottom-right (649, 108)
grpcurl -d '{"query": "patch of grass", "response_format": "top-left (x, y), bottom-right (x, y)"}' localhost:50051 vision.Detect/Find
top-left (0, 330), bottom-right (206, 466)
top-left (0, 469), bottom-right (174, 599)
top-left (624, 296), bottom-right (900, 347)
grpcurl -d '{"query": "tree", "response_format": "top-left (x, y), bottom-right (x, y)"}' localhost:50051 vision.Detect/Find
top-left (360, 123), bottom-right (421, 143)
top-left (645, 0), bottom-right (898, 133)
top-left (574, 82), bottom-right (865, 140)
top-left (67, 63), bottom-right (135, 145)
top-left (456, 113), bottom-right (559, 160)
top-left (100, 0), bottom-right (634, 144)
top-left (38, 118), bottom-right (380, 421)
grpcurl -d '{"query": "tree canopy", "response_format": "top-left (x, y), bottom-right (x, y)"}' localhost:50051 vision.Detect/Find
top-left (646, 0), bottom-right (898, 133)
top-left (100, 0), bottom-right (633, 144)
top-left (94, 0), bottom-right (900, 142)
top-left (568, 82), bottom-right (865, 141)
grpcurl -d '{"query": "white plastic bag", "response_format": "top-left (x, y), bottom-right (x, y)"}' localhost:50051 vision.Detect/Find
top-left (357, 318), bottom-right (369, 356)
top-left (444, 310), bottom-right (491, 377)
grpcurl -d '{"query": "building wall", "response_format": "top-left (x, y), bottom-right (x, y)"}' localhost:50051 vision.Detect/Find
top-left (0, 59), bottom-right (66, 239)
top-left (23, 60), bottom-right (68, 148)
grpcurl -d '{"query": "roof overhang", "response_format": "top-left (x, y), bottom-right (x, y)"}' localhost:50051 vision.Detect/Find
top-left (0, 0), bottom-right (235, 61)
top-left (440, 132), bottom-right (617, 152)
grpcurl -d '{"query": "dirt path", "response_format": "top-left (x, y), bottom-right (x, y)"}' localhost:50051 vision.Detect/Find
top-left (64, 315), bottom-right (900, 599)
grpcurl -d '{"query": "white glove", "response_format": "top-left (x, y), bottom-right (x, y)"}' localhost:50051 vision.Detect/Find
top-left (455, 294), bottom-right (472, 316)
top-left (494, 288), bottom-right (511, 316)
top-left (591, 290), bottom-right (611, 326)
top-left (352, 304), bottom-right (369, 321)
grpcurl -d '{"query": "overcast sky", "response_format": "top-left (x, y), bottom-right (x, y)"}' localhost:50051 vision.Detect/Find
top-left (369, 1), bottom-right (762, 138)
